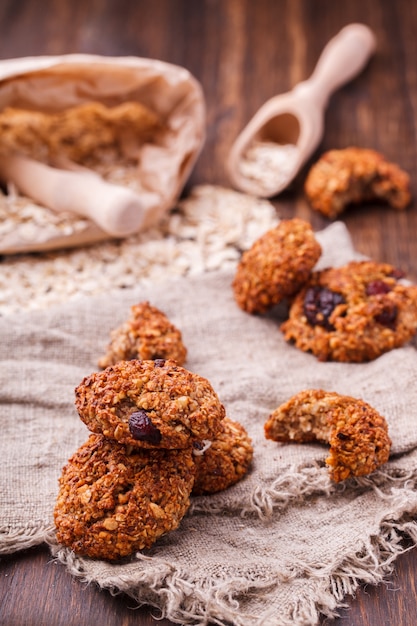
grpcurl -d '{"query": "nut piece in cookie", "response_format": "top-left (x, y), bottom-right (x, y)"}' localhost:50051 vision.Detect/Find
top-left (98, 301), bottom-right (187, 369)
top-left (75, 359), bottom-right (226, 449)
top-left (192, 417), bottom-right (253, 495)
top-left (54, 434), bottom-right (195, 560)
top-left (281, 260), bottom-right (417, 362)
top-left (305, 147), bottom-right (411, 219)
top-left (264, 389), bottom-right (391, 482)
top-left (232, 218), bottom-right (322, 314)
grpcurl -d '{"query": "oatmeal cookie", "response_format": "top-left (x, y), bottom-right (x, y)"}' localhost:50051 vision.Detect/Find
top-left (0, 102), bottom-right (161, 167)
top-left (264, 389), bottom-right (391, 482)
top-left (54, 434), bottom-right (195, 560)
top-left (192, 417), bottom-right (253, 495)
top-left (232, 218), bottom-right (322, 314)
top-left (98, 301), bottom-right (187, 369)
top-left (305, 147), bottom-right (411, 219)
top-left (75, 359), bottom-right (226, 449)
top-left (281, 260), bottom-right (417, 362)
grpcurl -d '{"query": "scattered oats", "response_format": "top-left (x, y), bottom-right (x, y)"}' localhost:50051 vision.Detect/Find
top-left (0, 184), bottom-right (90, 241)
top-left (0, 185), bottom-right (279, 315)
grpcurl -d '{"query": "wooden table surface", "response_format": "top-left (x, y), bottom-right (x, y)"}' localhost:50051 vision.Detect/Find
top-left (1, 1), bottom-right (417, 625)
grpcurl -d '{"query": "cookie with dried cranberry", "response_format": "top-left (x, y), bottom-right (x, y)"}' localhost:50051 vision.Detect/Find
top-left (54, 434), bottom-right (196, 560)
top-left (281, 260), bottom-right (417, 362)
top-left (98, 301), bottom-right (187, 369)
top-left (305, 147), bottom-right (411, 219)
top-left (75, 359), bottom-right (226, 450)
top-left (264, 389), bottom-right (391, 482)
top-left (232, 218), bottom-right (322, 314)
top-left (192, 417), bottom-right (253, 495)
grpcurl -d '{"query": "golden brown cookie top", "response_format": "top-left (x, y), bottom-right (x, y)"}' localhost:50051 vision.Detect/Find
top-left (232, 218), bottom-right (322, 314)
top-left (192, 417), bottom-right (253, 495)
top-left (264, 389), bottom-right (391, 482)
top-left (98, 301), bottom-right (187, 369)
top-left (75, 359), bottom-right (226, 449)
top-left (305, 147), bottom-right (411, 219)
top-left (281, 260), bottom-right (417, 362)
top-left (54, 434), bottom-right (195, 560)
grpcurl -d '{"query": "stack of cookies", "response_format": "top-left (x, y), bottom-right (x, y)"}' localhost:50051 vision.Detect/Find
top-left (54, 306), bottom-right (253, 561)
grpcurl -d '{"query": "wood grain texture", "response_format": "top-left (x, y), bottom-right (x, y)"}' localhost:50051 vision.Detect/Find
top-left (1, 1), bottom-right (417, 625)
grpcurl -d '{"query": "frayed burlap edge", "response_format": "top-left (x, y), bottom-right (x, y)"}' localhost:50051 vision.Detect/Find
top-left (46, 465), bottom-right (417, 626)
top-left (0, 522), bottom-right (55, 555)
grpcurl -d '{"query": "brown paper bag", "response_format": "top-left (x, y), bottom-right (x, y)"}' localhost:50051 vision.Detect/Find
top-left (0, 54), bottom-right (205, 253)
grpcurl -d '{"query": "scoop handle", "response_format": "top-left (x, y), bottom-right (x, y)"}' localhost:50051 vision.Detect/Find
top-left (0, 153), bottom-right (156, 237)
top-left (297, 23), bottom-right (376, 107)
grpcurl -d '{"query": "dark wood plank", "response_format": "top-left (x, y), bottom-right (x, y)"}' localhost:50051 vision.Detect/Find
top-left (1, 1), bottom-right (417, 625)
top-left (0, 545), bottom-right (172, 626)
top-left (2, 544), bottom-right (417, 626)
top-left (323, 543), bottom-right (417, 626)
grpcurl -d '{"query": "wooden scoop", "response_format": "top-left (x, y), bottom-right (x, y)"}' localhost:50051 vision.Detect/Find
top-left (0, 153), bottom-right (159, 238)
top-left (227, 23), bottom-right (376, 197)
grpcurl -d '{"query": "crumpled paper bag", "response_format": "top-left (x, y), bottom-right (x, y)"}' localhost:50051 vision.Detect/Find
top-left (0, 54), bottom-right (205, 253)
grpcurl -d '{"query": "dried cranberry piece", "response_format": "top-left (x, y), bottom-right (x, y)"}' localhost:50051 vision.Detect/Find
top-left (389, 268), bottom-right (405, 280)
top-left (337, 432), bottom-right (350, 441)
top-left (303, 286), bottom-right (345, 330)
top-left (128, 410), bottom-right (162, 444)
top-left (366, 280), bottom-right (392, 296)
top-left (374, 303), bottom-right (398, 329)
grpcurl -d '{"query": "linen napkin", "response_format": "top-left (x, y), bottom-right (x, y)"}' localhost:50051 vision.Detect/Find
top-left (2, 222), bottom-right (417, 626)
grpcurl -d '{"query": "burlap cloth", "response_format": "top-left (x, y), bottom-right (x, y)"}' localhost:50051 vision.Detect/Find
top-left (2, 222), bottom-right (417, 626)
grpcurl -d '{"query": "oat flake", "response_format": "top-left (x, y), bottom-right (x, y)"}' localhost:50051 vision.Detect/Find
top-left (239, 141), bottom-right (300, 195)
top-left (0, 185), bottom-right (279, 316)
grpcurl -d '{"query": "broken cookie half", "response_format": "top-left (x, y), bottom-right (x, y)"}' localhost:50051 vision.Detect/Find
top-left (264, 389), bottom-right (391, 482)
top-left (305, 147), bottom-right (411, 219)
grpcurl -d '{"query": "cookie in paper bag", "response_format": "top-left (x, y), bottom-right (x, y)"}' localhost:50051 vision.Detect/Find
top-left (0, 54), bottom-right (205, 253)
